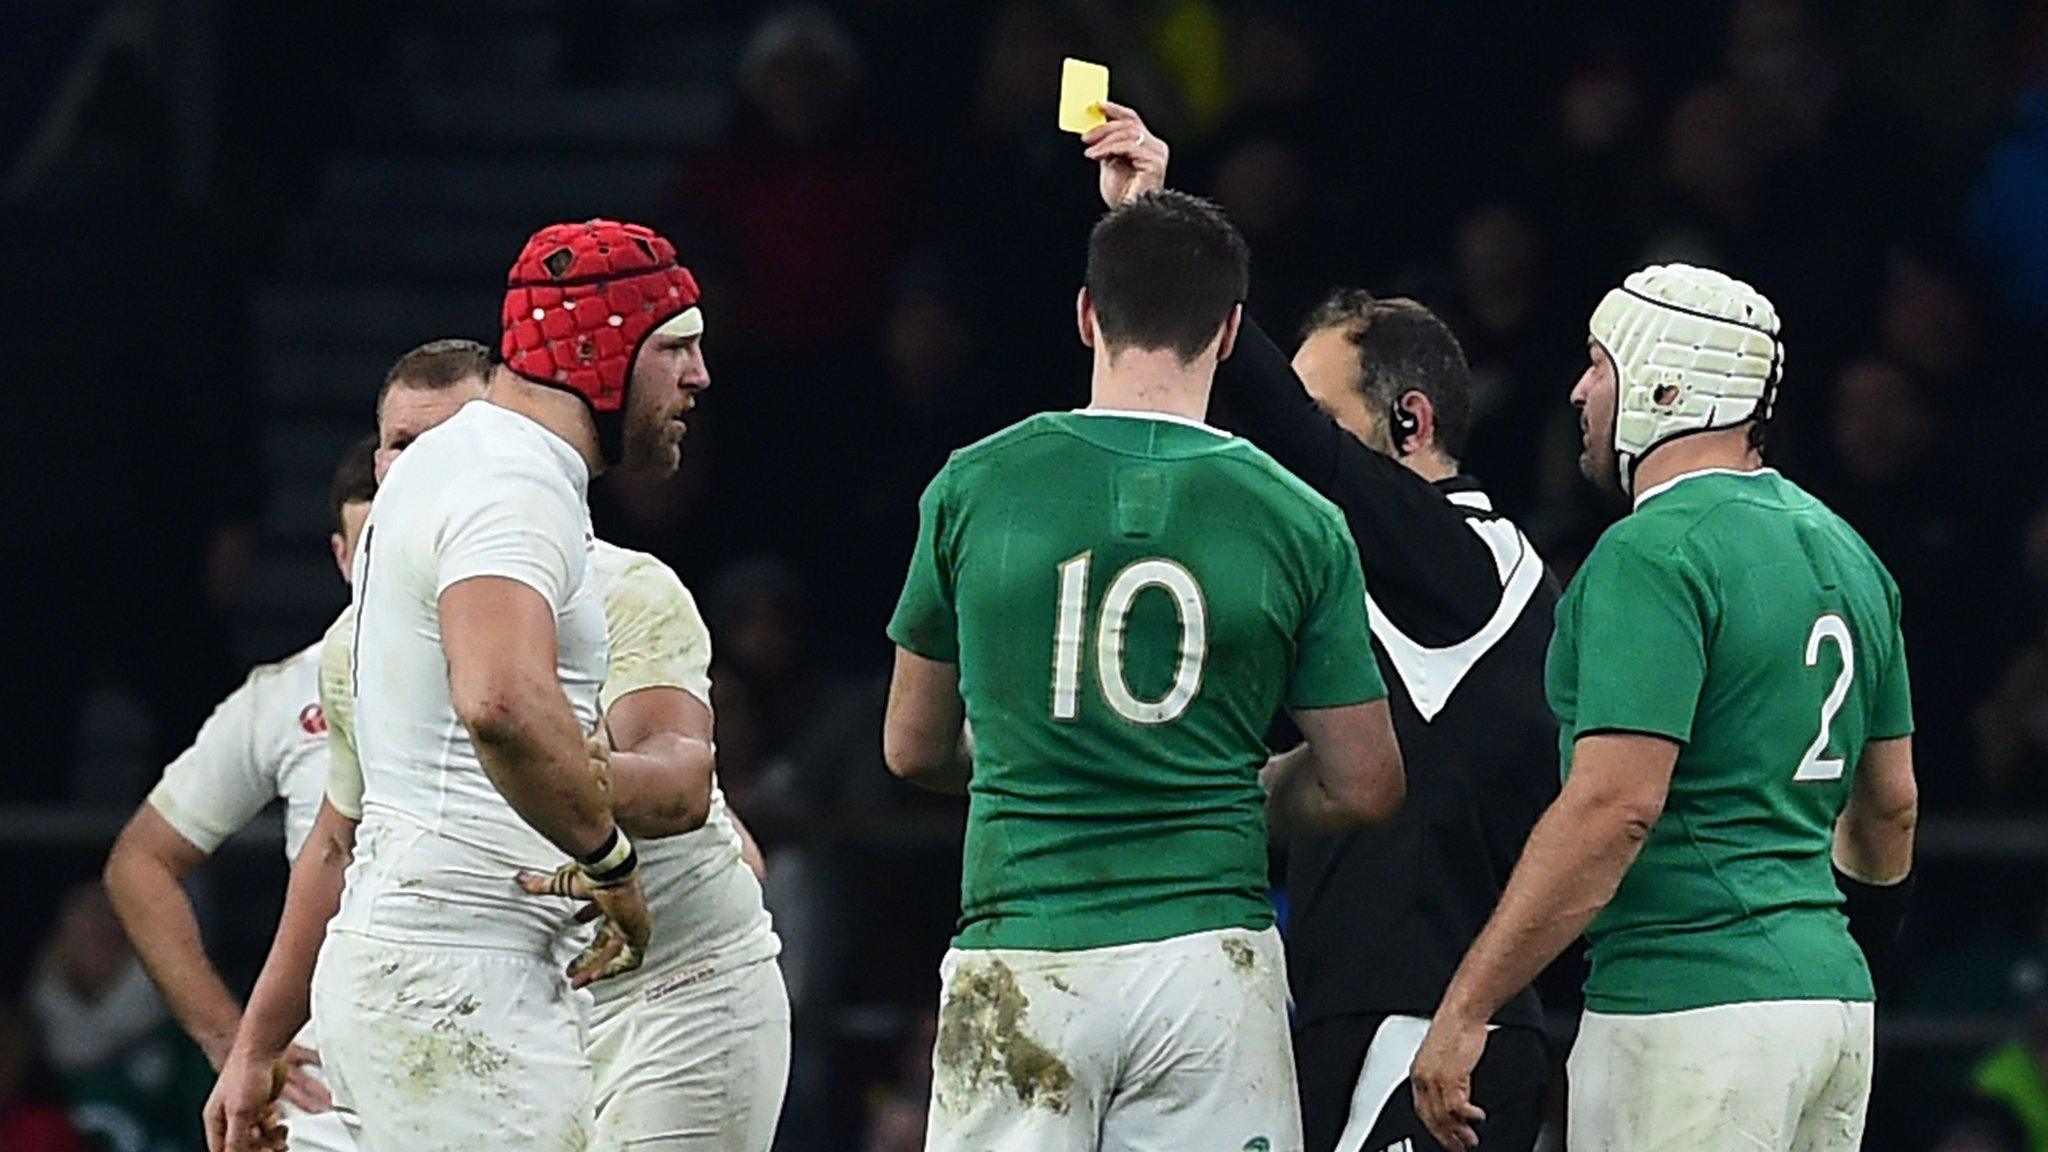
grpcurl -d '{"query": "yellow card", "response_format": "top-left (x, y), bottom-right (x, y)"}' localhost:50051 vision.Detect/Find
top-left (1058, 58), bottom-right (1109, 134)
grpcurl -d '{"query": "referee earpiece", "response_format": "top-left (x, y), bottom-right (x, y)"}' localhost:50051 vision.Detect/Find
top-left (1389, 393), bottom-right (1421, 456)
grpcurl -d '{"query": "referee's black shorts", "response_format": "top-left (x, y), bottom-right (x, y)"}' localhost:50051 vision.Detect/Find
top-left (1296, 1013), bottom-right (1550, 1152)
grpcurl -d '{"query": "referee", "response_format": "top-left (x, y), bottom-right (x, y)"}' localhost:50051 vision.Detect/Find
top-left (1083, 103), bottom-right (1561, 1152)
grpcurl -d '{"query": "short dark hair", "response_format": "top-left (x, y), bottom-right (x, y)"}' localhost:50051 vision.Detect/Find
top-left (377, 338), bottom-right (495, 412)
top-left (1085, 191), bottom-right (1250, 363)
top-left (1300, 289), bottom-right (1474, 460)
top-left (329, 433), bottom-right (378, 534)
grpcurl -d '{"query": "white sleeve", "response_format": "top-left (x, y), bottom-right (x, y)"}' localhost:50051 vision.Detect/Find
top-left (319, 608), bottom-right (363, 820)
top-left (600, 557), bottom-right (714, 714)
top-left (434, 468), bottom-right (583, 610)
top-left (146, 671), bottom-right (278, 854)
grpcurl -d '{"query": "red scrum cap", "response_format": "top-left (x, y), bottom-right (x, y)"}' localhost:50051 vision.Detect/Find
top-left (500, 219), bottom-right (701, 417)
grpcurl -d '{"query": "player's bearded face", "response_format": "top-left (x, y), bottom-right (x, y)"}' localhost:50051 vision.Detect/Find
top-left (1572, 343), bottom-right (1620, 487)
top-left (620, 335), bottom-right (709, 476)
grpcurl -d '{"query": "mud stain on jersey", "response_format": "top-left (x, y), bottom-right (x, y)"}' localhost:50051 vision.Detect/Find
top-left (935, 959), bottom-right (1074, 1113)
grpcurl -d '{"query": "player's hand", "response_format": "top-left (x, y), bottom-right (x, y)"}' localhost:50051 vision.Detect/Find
top-left (515, 863), bottom-right (652, 988)
top-left (204, 1045), bottom-right (290, 1152)
top-left (585, 732), bottom-right (614, 794)
top-left (1082, 100), bottom-right (1169, 207)
top-left (278, 1044), bottom-right (333, 1114)
top-left (1411, 1013), bottom-right (1490, 1151)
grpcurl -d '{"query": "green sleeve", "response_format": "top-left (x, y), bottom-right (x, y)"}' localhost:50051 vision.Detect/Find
top-left (1870, 591), bottom-right (1915, 740)
top-left (1286, 514), bottom-right (1387, 709)
top-left (1570, 536), bottom-right (1710, 743)
top-left (887, 465), bottom-right (961, 662)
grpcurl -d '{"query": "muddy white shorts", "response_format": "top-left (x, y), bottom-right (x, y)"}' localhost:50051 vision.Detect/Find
top-left (309, 930), bottom-right (593, 1152)
top-left (1568, 999), bottom-right (1874, 1152)
top-left (588, 955), bottom-right (791, 1151)
top-left (925, 925), bottom-right (1301, 1152)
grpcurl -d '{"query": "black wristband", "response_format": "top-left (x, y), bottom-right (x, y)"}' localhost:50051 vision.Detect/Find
top-left (1835, 865), bottom-right (1913, 962)
top-left (583, 841), bottom-right (638, 889)
top-left (577, 826), bottom-right (623, 869)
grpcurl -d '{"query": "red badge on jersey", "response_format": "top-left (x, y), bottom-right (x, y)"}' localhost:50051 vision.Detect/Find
top-left (300, 703), bottom-right (327, 736)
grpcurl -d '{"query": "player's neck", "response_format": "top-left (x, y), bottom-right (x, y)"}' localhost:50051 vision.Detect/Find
top-left (1631, 429), bottom-right (1764, 504)
top-left (482, 371), bottom-right (605, 476)
top-left (1089, 346), bottom-right (1215, 424)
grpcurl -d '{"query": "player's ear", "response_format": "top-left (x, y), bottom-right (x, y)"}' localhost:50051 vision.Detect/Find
top-left (1215, 303), bottom-right (1244, 363)
top-left (1076, 287), bottom-right (1096, 350)
top-left (332, 532), bottom-right (351, 586)
top-left (1407, 391), bottom-right (1437, 452)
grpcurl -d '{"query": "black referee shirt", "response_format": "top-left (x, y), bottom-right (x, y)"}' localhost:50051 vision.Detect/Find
top-left (1217, 317), bottom-right (1561, 1031)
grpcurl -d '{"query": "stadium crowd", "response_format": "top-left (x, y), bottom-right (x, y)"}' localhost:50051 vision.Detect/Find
top-left (3, 1), bottom-right (2047, 1150)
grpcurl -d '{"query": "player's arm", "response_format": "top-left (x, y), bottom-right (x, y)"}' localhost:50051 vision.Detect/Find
top-left (1082, 101), bottom-right (1499, 627)
top-left (1263, 702), bottom-right (1405, 834)
top-left (443, 576), bottom-right (618, 855)
top-left (206, 798), bottom-right (357, 1152)
top-left (884, 463), bottom-right (968, 794)
top-left (883, 647), bottom-right (970, 794)
top-left (603, 687), bottom-right (715, 838)
top-left (104, 808), bottom-right (242, 1063)
top-left (1415, 537), bottom-right (1702, 1151)
top-left (1456, 733), bottom-right (1673, 1018)
top-left (104, 674), bottom-right (272, 1068)
top-left (729, 807), bottom-right (768, 880)
top-left (594, 559), bottom-right (719, 839)
top-left (1266, 509), bottom-right (1403, 833)
top-left (1833, 736), bottom-right (1917, 958)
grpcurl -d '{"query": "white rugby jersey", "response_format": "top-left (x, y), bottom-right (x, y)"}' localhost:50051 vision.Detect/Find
top-left (587, 541), bottom-right (777, 1001)
top-left (330, 400), bottom-right (608, 953)
top-left (146, 641), bottom-right (329, 861)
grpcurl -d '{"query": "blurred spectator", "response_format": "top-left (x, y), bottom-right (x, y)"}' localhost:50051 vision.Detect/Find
top-left (1725, 0), bottom-right (1841, 166)
top-left (1929, 1097), bottom-right (2037, 1152)
top-left (664, 5), bottom-right (908, 357)
top-left (1419, 202), bottom-right (1585, 513)
top-left (810, 258), bottom-right (1016, 652)
top-left (27, 885), bottom-right (211, 1152)
top-left (0, 1002), bottom-right (86, 1152)
top-left (1975, 503), bottom-right (2048, 810)
top-left (1814, 357), bottom-right (2011, 803)
top-left (1967, 86), bottom-right (2048, 325)
top-left (2, 23), bottom-right (255, 802)
top-left (862, 1010), bottom-right (937, 1152)
top-left (1880, 252), bottom-right (1992, 394)
top-left (1211, 135), bottom-right (1327, 330)
top-left (1968, 991), bottom-right (2048, 1151)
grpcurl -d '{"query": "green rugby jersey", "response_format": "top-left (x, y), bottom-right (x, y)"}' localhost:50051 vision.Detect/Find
top-left (889, 409), bottom-right (1386, 952)
top-left (1548, 468), bottom-right (1914, 1014)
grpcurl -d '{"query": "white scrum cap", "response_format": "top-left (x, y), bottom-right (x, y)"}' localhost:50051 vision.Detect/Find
top-left (1588, 263), bottom-right (1784, 494)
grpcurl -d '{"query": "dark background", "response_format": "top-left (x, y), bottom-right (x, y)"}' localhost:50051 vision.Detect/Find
top-left (2, 1), bottom-right (2046, 1150)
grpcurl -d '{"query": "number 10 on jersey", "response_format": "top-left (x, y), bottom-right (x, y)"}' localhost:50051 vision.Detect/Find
top-left (1052, 552), bottom-right (1209, 725)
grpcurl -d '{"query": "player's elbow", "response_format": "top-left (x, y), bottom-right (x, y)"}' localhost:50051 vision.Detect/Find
top-left (883, 732), bottom-right (942, 782)
top-left (453, 686), bottom-right (523, 747)
top-left (1332, 746), bottom-right (1406, 826)
top-left (622, 778), bottom-right (712, 839)
top-left (104, 812), bottom-right (191, 901)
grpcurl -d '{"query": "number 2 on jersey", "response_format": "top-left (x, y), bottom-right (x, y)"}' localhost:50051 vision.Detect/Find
top-left (1794, 613), bottom-right (1854, 782)
top-left (1052, 552), bottom-right (1207, 725)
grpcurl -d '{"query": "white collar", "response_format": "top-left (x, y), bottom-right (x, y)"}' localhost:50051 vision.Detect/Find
top-left (1633, 466), bottom-right (1779, 510)
top-left (1070, 407), bottom-right (1232, 439)
top-left (1445, 490), bottom-right (1494, 511)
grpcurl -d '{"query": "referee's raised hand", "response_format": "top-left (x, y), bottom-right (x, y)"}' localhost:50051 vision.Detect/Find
top-left (1082, 101), bottom-right (1170, 207)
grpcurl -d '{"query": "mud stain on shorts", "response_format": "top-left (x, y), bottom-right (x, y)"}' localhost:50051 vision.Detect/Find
top-left (1222, 937), bottom-right (1258, 973)
top-left (935, 959), bottom-right (1074, 1114)
top-left (391, 1010), bottom-right (513, 1107)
